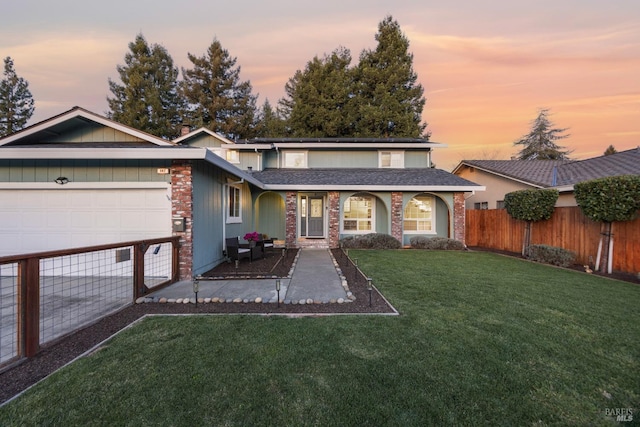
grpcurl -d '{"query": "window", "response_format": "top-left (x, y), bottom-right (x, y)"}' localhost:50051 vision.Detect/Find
top-left (379, 151), bottom-right (404, 168)
top-left (497, 200), bottom-right (505, 209)
top-left (474, 202), bottom-right (488, 210)
top-left (404, 195), bottom-right (435, 233)
top-left (227, 185), bottom-right (242, 223)
top-left (225, 150), bottom-right (240, 164)
top-left (343, 195), bottom-right (374, 232)
top-left (284, 152), bottom-right (307, 168)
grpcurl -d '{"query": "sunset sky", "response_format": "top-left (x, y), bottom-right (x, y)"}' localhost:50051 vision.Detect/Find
top-left (2, 0), bottom-right (639, 169)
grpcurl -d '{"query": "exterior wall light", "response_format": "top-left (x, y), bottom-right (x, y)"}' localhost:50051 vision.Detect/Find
top-left (366, 277), bottom-right (373, 307)
top-left (54, 177), bottom-right (69, 185)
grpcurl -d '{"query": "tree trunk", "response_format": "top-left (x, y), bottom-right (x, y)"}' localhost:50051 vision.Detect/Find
top-left (522, 221), bottom-right (532, 257)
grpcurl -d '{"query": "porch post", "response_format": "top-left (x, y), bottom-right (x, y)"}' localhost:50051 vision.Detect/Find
top-left (285, 192), bottom-right (297, 248)
top-left (391, 192), bottom-right (404, 245)
top-left (171, 160), bottom-right (193, 280)
top-left (453, 192), bottom-right (466, 245)
top-left (327, 191), bottom-right (340, 248)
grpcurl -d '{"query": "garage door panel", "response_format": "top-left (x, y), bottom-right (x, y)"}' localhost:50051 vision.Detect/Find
top-left (0, 187), bottom-right (171, 256)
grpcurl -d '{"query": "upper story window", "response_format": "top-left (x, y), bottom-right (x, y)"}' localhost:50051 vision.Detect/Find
top-left (225, 150), bottom-right (240, 164)
top-left (379, 151), bottom-right (404, 168)
top-left (284, 151), bottom-right (307, 168)
top-left (343, 195), bottom-right (374, 233)
top-left (227, 185), bottom-right (242, 223)
top-left (404, 195), bottom-right (435, 233)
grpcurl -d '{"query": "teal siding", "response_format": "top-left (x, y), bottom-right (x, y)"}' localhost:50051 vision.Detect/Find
top-left (308, 151), bottom-right (377, 168)
top-left (47, 123), bottom-right (144, 143)
top-left (191, 161), bottom-right (225, 275)
top-left (182, 135), bottom-right (224, 148)
top-left (405, 150), bottom-right (430, 168)
top-left (0, 160), bottom-right (171, 183)
top-left (255, 191), bottom-right (285, 240)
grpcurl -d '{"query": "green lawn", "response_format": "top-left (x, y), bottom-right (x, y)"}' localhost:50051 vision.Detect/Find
top-left (1, 251), bottom-right (638, 426)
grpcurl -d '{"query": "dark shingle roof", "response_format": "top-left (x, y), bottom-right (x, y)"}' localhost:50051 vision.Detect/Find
top-left (250, 168), bottom-right (481, 188)
top-left (459, 148), bottom-right (640, 187)
top-left (555, 148), bottom-right (640, 185)
top-left (459, 160), bottom-right (569, 187)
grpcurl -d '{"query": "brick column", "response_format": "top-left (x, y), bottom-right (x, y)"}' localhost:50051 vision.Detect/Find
top-left (171, 160), bottom-right (193, 280)
top-left (453, 192), bottom-right (465, 245)
top-left (285, 192), bottom-right (297, 248)
top-left (391, 192), bottom-right (404, 245)
top-left (328, 191), bottom-right (340, 248)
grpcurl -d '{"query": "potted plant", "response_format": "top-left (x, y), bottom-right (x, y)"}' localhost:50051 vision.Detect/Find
top-left (243, 231), bottom-right (261, 247)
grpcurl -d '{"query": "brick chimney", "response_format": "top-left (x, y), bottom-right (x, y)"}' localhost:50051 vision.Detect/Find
top-left (180, 123), bottom-right (191, 136)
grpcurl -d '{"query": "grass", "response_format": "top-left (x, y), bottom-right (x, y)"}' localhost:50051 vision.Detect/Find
top-left (1, 250), bottom-right (638, 426)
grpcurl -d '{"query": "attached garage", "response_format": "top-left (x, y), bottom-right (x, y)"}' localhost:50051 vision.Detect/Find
top-left (0, 183), bottom-right (172, 256)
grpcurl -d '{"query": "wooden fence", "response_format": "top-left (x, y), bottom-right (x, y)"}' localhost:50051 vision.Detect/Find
top-left (465, 207), bottom-right (640, 274)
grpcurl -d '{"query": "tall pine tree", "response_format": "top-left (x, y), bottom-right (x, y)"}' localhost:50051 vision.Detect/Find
top-left (0, 57), bottom-right (35, 137)
top-left (279, 47), bottom-right (356, 137)
top-left (180, 39), bottom-right (258, 140)
top-left (255, 99), bottom-right (286, 137)
top-left (354, 16), bottom-right (427, 138)
top-left (513, 108), bottom-right (571, 160)
top-left (107, 34), bottom-right (183, 140)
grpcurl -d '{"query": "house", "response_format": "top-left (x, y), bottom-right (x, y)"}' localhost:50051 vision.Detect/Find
top-left (0, 107), bottom-right (483, 280)
top-left (452, 148), bottom-right (640, 210)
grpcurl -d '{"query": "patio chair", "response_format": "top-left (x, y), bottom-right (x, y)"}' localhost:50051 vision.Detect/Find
top-left (257, 236), bottom-right (275, 257)
top-left (225, 237), bottom-right (251, 262)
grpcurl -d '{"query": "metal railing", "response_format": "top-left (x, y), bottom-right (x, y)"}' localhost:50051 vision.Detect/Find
top-left (0, 237), bottom-right (179, 368)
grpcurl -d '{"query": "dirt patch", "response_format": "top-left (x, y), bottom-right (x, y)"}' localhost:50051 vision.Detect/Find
top-left (0, 249), bottom-right (395, 405)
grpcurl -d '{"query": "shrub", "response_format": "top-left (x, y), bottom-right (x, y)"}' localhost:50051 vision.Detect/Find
top-left (504, 189), bottom-right (559, 222)
top-left (526, 244), bottom-right (576, 268)
top-left (574, 175), bottom-right (640, 223)
top-left (339, 233), bottom-right (401, 249)
top-left (410, 236), bottom-right (465, 250)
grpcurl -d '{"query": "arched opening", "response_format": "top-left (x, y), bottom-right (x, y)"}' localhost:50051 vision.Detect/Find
top-left (255, 192), bottom-right (285, 241)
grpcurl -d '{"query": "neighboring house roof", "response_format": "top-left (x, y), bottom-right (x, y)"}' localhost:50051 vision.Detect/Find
top-left (452, 148), bottom-right (640, 189)
top-left (250, 168), bottom-right (483, 191)
top-left (452, 159), bottom-right (569, 187)
top-left (554, 147), bottom-right (640, 186)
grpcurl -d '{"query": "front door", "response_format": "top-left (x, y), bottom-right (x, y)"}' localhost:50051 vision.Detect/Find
top-left (299, 194), bottom-right (325, 237)
top-left (308, 196), bottom-right (324, 237)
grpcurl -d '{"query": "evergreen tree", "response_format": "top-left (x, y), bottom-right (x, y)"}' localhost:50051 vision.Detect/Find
top-left (604, 144), bottom-right (617, 156)
top-left (278, 47), bottom-right (355, 137)
top-left (255, 99), bottom-right (286, 137)
top-left (107, 34), bottom-right (183, 140)
top-left (180, 39), bottom-right (258, 140)
top-left (0, 57), bottom-right (35, 137)
top-left (513, 108), bottom-right (572, 160)
top-left (354, 16), bottom-right (427, 138)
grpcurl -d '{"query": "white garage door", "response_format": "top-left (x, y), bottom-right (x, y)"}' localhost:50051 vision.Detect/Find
top-left (0, 185), bottom-right (172, 256)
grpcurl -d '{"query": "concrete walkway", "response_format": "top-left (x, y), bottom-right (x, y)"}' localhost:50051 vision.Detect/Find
top-left (145, 248), bottom-right (349, 304)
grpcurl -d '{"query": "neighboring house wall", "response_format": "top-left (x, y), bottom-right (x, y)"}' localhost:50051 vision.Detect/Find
top-left (456, 167), bottom-right (535, 210)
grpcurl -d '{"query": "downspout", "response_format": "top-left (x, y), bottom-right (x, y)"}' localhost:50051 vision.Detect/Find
top-left (551, 166), bottom-right (558, 187)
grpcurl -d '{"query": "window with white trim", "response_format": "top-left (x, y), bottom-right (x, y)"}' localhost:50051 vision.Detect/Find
top-left (343, 195), bottom-right (374, 232)
top-left (379, 151), bottom-right (404, 168)
top-left (284, 151), bottom-right (307, 168)
top-left (404, 195), bottom-right (435, 233)
top-left (227, 185), bottom-right (242, 223)
top-left (225, 150), bottom-right (240, 164)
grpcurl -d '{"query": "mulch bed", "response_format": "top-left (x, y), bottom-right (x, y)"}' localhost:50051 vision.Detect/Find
top-left (0, 249), bottom-right (396, 405)
top-left (468, 246), bottom-right (640, 285)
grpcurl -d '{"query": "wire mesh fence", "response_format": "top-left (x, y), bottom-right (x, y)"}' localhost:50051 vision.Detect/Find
top-left (0, 262), bottom-right (18, 366)
top-left (0, 237), bottom-right (179, 369)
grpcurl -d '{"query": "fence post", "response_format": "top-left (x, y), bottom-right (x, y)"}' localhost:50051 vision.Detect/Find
top-left (20, 257), bottom-right (40, 357)
top-left (133, 243), bottom-right (147, 300)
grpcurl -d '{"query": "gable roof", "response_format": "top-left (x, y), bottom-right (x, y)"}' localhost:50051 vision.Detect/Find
top-left (173, 127), bottom-right (235, 146)
top-left (250, 168), bottom-right (483, 191)
top-left (452, 147), bottom-right (640, 189)
top-left (554, 147), bottom-right (640, 186)
top-left (452, 159), bottom-right (569, 187)
top-left (0, 106), bottom-right (174, 147)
